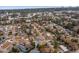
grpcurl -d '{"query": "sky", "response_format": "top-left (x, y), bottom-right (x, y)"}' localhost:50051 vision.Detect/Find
top-left (0, 0), bottom-right (79, 9)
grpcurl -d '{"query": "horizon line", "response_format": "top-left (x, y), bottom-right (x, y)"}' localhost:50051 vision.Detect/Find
top-left (0, 6), bottom-right (79, 10)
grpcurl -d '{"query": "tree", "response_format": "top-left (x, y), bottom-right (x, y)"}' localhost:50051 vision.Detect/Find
top-left (53, 40), bottom-right (59, 53)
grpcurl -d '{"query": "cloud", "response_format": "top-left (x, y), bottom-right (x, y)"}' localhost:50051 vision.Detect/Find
top-left (0, 0), bottom-right (79, 6)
